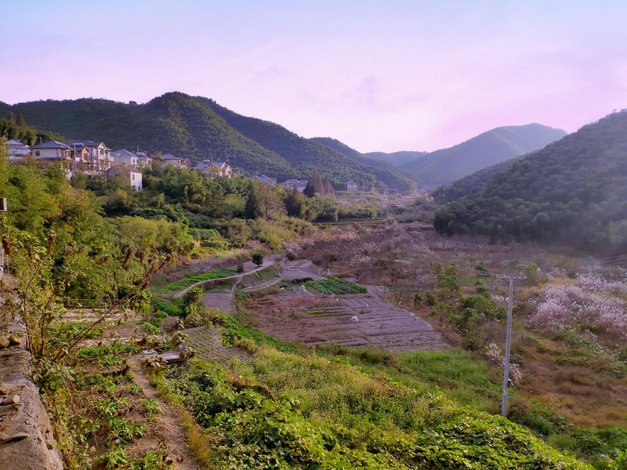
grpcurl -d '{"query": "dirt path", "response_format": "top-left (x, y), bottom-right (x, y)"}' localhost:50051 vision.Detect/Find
top-left (127, 358), bottom-right (198, 470)
top-left (175, 260), bottom-right (276, 297)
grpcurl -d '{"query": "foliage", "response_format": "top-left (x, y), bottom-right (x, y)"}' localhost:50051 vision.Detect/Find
top-left (154, 348), bottom-right (587, 469)
top-left (433, 111), bottom-right (627, 253)
top-left (251, 252), bottom-right (264, 267)
top-left (0, 118), bottom-right (63, 145)
top-left (159, 268), bottom-right (237, 292)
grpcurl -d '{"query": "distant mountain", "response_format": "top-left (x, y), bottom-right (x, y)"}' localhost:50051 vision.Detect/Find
top-left (400, 124), bottom-right (567, 188)
top-left (434, 111), bottom-right (627, 253)
top-left (366, 150), bottom-right (429, 166)
top-left (6, 92), bottom-right (414, 190)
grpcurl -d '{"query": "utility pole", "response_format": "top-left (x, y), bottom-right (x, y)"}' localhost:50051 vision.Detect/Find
top-left (495, 273), bottom-right (525, 417)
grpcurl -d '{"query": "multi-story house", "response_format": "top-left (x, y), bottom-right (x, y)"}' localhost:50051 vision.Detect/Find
top-left (110, 149), bottom-right (139, 167)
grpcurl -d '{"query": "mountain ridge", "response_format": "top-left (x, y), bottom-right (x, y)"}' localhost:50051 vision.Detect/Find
top-left (399, 123), bottom-right (567, 188)
top-left (433, 110), bottom-right (627, 252)
top-left (4, 92), bottom-right (415, 190)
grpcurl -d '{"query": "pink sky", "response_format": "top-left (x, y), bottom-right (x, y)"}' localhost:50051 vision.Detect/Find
top-left (1, 0), bottom-right (627, 152)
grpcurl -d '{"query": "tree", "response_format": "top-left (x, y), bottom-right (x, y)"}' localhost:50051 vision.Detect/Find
top-left (304, 170), bottom-right (325, 197)
top-left (16, 113), bottom-right (26, 128)
top-left (252, 252), bottom-right (264, 267)
top-left (244, 181), bottom-right (261, 219)
top-left (285, 186), bottom-right (305, 217)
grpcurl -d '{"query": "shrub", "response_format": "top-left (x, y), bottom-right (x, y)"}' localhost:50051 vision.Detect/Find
top-left (252, 252), bottom-right (264, 267)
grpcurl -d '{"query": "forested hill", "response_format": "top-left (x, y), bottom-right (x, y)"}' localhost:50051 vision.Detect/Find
top-left (434, 110), bottom-right (627, 253)
top-left (6, 92), bottom-right (414, 190)
top-left (203, 101), bottom-right (415, 190)
top-left (399, 124), bottom-right (567, 188)
top-left (431, 155), bottom-right (527, 203)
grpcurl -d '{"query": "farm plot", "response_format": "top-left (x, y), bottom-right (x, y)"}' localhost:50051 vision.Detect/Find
top-left (244, 286), bottom-right (448, 351)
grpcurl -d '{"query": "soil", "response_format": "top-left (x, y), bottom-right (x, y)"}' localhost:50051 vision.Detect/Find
top-left (245, 285), bottom-right (448, 351)
top-left (127, 358), bottom-right (198, 470)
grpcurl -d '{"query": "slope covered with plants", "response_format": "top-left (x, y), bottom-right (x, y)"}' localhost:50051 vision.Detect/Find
top-left (434, 111), bottom-right (627, 253)
top-left (400, 123), bottom-right (566, 188)
top-left (207, 101), bottom-right (415, 190)
top-left (432, 155), bottom-right (527, 203)
top-left (7, 93), bottom-right (413, 189)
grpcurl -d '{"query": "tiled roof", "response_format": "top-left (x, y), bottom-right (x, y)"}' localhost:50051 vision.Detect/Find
top-left (111, 149), bottom-right (137, 158)
top-left (31, 140), bottom-right (71, 150)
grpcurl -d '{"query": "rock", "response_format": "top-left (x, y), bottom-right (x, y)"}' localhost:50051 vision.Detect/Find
top-left (0, 433), bottom-right (29, 445)
top-left (0, 395), bottom-right (20, 406)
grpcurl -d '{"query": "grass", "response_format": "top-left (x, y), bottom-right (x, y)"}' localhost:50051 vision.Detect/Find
top-left (158, 268), bottom-right (238, 292)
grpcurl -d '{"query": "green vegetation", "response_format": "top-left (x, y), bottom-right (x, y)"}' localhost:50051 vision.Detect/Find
top-left (0, 117), bottom-right (63, 145)
top-left (10, 92), bottom-right (414, 189)
top-left (158, 268), bottom-right (237, 292)
top-left (433, 111), bottom-right (627, 253)
top-left (151, 345), bottom-right (587, 468)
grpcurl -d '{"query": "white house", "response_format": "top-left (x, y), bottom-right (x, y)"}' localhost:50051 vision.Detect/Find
top-left (107, 165), bottom-right (143, 191)
top-left (110, 149), bottom-right (139, 167)
top-left (66, 140), bottom-right (112, 171)
top-left (31, 140), bottom-right (72, 161)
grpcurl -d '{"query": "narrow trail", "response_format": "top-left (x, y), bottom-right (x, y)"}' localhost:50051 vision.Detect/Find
top-left (127, 358), bottom-right (198, 470)
top-left (175, 260), bottom-right (276, 297)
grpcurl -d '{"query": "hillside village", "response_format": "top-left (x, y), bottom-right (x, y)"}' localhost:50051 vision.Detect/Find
top-left (4, 138), bottom-right (366, 194)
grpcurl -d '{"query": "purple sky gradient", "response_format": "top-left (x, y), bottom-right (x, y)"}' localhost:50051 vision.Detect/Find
top-left (1, 0), bottom-right (627, 152)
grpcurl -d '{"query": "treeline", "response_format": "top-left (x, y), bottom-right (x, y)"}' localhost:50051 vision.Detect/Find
top-left (433, 111), bottom-right (627, 253)
top-left (0, 116), bottom-right (63, 146)
top-left (73, 164), bottom-right (379, 249)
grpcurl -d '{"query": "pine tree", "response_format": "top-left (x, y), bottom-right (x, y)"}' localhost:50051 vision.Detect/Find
top-left (16, 113), bottom-right (26, 128)
top-left (304, 170), bottom-right (325, 197)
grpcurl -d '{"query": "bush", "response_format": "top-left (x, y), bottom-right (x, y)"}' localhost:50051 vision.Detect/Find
top-left (252, 252), bottom-right (264, 267)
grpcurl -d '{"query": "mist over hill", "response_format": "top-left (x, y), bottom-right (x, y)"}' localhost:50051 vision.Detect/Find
top-left (399, 124), bottom-right (567, 188)
top-left (434, 111), bottom-right (627, 253)
top-left (6, 92), bottom-right (415, 190)
top-left (365, 150), bottom-right (429, 166)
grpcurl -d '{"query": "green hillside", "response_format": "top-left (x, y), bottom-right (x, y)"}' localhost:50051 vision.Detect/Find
top-left (11, 94), bottom-right (293, 176)
top-left (310, 136), bottom-right (416, 190)
top-left (207, 101), bottom-right (415, 190)
top-left (432, 155), bottom-right (527, 203)
top-left (8, 93), bottom-right (413, 189)
top-left (400, 124), bottom-right (567, 188)
top-left (434, 111), bottom-right (627, 253)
